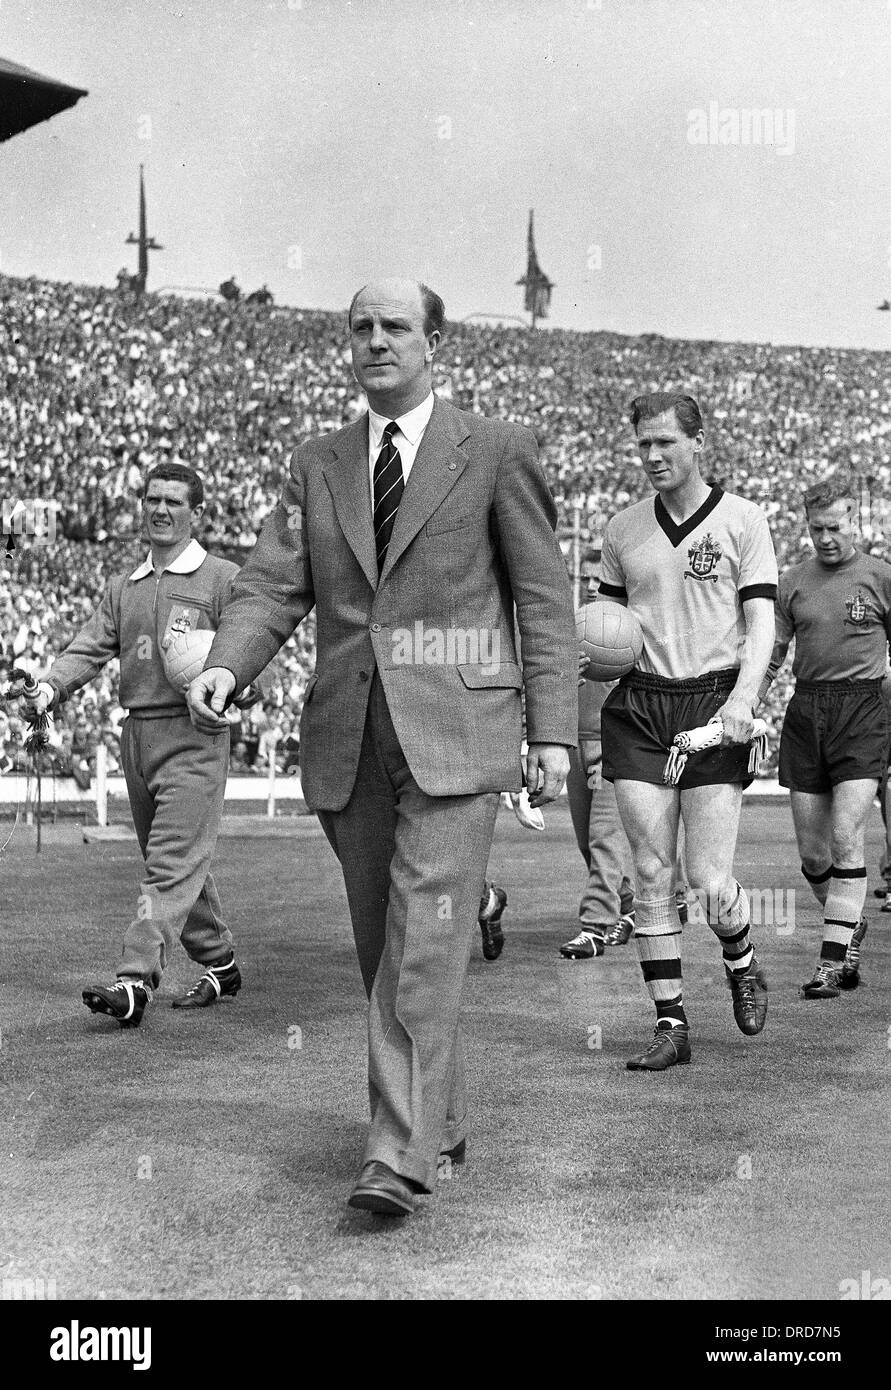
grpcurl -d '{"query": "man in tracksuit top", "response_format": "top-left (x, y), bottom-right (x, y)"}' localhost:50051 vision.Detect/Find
top-left (38, 464), bottom-right (251, 1027)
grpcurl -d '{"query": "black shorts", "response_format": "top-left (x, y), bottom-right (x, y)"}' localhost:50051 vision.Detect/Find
top-left (778, 679), bottom-right (890, 793)
top-left (601, 667), bottom-right (754, 789)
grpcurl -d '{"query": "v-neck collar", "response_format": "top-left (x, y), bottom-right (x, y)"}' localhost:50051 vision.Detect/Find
top-left (655, 485), bottom-right (724, 548)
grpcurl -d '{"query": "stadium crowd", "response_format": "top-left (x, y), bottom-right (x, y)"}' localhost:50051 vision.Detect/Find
top-left (3, 272), bottom-right (891, 780)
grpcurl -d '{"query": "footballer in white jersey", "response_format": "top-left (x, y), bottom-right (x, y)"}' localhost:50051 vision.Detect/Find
top-left (596, 393), bottom-right (776, 1073)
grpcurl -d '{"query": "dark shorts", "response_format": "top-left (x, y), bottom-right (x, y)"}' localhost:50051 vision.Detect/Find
top-left (778, 679), bottom-right (890, 793)
top-left (601, 666), bottom-right (754, 789)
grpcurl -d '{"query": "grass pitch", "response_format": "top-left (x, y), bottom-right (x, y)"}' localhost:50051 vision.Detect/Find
top-left (1, 801), bottom-right (889, 1300)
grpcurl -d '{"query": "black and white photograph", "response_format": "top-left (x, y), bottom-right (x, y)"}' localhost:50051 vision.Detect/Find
top-left (1, 0), bottom-right (889, 1343)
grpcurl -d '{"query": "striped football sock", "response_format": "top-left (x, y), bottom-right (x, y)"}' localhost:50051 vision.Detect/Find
top-left (820, 867), bottom-right (867, 965)
top-left (707, 881), bottom-right (754, 976)
top-left (802, 862), bottom-right (833, 907)
top-left (634, 895), bottom-right (686, 1026)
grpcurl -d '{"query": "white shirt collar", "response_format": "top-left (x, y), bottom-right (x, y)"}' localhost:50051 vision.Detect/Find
top-left (129, 538), bottom-right (207, 582)
top-left (368, 391), bottom-right (435, 452)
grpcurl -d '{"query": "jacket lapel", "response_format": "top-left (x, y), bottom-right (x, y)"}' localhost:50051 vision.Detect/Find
top-left (378, 399), bottom-right (469, 585)
top-left (323, 417), bottom-right (378, 591)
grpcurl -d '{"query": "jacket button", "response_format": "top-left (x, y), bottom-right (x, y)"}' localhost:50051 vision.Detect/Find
top-left (358, 670), bottom-right (369, 682)
top-left (371, 622), bottom-right (381, 632)
top-left (448, 462), bottom-right (457, 471)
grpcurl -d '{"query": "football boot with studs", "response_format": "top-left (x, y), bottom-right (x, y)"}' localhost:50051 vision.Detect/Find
top-left (605, 910), bottom-right (635, 946)
top-left (726, 959), bottom-right (769, 1034)
top-left (559, 928), bottom-right (606, 959)
top-left (171, 956), bottom-right (242, 1009)
top-left (800, 961), bottom-right (841, 1000)
top-left (626, 1021), bottom-right (691, 1071)
top-left (82, 979), bottom-right (152, 1028)
top-left (839, 916), bottom-right (867, 990)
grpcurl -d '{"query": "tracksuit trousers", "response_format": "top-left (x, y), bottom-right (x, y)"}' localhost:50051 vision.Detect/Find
top-left (117, 712), bottom-right (234, 989)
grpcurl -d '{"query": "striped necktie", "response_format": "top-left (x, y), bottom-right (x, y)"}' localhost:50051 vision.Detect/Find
top-left (373, 420), bottom-right (404, 574)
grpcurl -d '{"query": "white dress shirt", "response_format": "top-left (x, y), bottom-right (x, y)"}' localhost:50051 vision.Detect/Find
top-left (367, 392), bottom-right (435, 502)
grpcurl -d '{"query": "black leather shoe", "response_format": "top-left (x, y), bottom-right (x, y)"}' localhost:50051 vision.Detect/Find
top-left (479, 885), bottom-right (507, 961)
top-left (626, 1022), bottom-right (691, 1071)
top-left (171, 958), bottom-right (241, 1009)
top-left (348, 1161), bottom-right (416, 1216)
top-left (440, 1138), bottom-right (466, 1166)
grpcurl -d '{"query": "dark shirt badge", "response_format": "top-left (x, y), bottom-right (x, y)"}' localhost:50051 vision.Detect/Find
top-left (844, 589), bottom-right (870, 626)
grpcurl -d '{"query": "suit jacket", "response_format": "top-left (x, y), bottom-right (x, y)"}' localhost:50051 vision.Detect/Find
top-left (207, 396), bottom-right (578, 811)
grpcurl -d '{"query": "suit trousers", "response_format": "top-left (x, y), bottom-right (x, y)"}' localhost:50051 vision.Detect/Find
top-left (118, 713), bottom-right (234, 989)
top-left (566, 743), bottom-right (635, 928)
top-left (317, 673), bottom-right (499, 1193)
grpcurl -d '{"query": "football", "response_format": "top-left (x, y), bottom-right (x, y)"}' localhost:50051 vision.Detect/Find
top-left (162, 629), bottom-right (216, 693)
top-left (577, 600), bottom-right (643, 681)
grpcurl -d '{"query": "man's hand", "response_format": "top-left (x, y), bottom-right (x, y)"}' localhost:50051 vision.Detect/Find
top-left (715, 693), bottom-right (754, 745)
top-left (26, 681), bottom-right (54, 716)
top-left (577, 650), bottom-right (590, 687)
top-left (187, 667), bottom-right (236, 734)
top-left (6, 672), bottom-right (53, 715)
top-left (525, 742), bottom-right (570, 807)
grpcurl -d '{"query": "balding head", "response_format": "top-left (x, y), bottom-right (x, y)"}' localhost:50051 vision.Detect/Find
top-left (349, 279), bottom-right (445, 338)
top-left (349, 278), bottom-right (444, 416)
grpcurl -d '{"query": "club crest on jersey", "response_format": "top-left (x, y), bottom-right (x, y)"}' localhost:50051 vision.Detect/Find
top-left (844, 588), bottom-right (870, 625)
top-left (684, 533), bottom-right (722, 583)
top-left (162, 605), bottom-right (200, 650)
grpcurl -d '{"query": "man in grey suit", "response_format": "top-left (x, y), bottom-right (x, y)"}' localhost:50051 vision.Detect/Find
top-left (188, 279), bottom-right (577, 1216)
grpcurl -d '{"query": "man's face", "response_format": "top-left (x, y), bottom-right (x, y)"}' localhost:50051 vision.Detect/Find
top-left (350, 280), bottom-right (438, 408)
top-left (807, 499), bottom-right (856, 566)
top-left (142, 480), bottom-right (201, 549)
top-left (580, 559), bottom-right (602, 602)
top-left (635, 410), bottom-right (704, 494)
